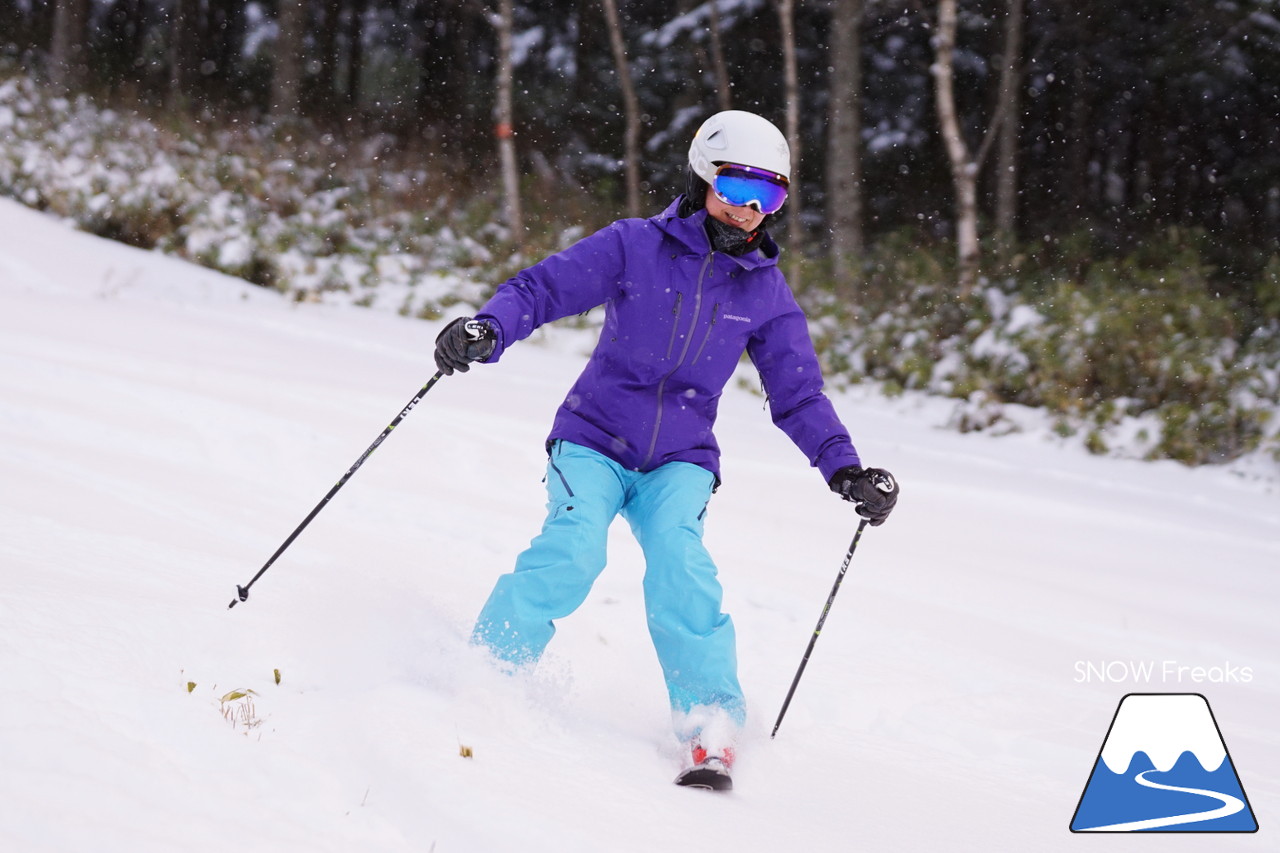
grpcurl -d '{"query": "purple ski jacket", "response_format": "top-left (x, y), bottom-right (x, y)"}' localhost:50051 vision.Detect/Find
top-left (475, 198), bottom-right (861, 483)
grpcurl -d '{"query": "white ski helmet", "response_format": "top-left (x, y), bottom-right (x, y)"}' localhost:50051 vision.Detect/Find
top-left (688, 110), bottom-right (791, 184)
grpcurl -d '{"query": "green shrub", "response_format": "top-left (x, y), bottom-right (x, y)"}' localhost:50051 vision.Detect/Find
top-left (805, 230), bottom-right (1280, 465)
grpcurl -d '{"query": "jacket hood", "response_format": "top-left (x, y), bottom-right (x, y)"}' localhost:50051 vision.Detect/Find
top-left (652, 197), bottom-right (781, 268)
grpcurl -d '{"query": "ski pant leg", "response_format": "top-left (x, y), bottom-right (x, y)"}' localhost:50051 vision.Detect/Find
top-left (621, 462), bottom-right (745, 726)
top-left (472, 441), bottom-right (626, 664)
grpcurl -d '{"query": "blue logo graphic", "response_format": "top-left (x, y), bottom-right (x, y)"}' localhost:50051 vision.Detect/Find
top-left (1071, 693), bottom-right (1258, 832)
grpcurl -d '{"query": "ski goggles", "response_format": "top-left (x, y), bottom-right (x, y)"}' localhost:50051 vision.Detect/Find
top-left (712, 163), bottom-right (789, 214)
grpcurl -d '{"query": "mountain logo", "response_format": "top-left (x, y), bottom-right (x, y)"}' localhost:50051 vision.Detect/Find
top-left (1070, 693), bottom-right (1258, 833)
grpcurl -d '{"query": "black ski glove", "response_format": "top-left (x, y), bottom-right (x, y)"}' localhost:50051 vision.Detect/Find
top-left (828, 465), bottom-right (899, 526)
top-left (434, 317), bottom-right (497, 375)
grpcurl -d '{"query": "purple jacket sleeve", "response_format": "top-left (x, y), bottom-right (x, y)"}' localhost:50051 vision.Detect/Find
top-left (747, 294), bottom-right (862, 482)
top-left (475, 222), bottom-right (628, 361)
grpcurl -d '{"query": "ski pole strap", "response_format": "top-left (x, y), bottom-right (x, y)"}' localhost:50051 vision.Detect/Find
top-left (227, 371), bottom-right (445, 610)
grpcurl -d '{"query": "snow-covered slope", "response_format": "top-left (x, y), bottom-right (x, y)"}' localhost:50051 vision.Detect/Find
top-left (1, 198), bottom-right (1276, 851)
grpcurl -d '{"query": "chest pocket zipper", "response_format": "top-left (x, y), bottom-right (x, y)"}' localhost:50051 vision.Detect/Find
top-left (664, 292), bottom-right (684, 360)
top-left (690, 302), bottom-right (720, 365)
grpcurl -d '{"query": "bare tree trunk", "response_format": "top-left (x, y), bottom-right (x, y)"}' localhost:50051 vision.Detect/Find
top-left (825, 0), bottom-right (864, 286)
top-left (571, 0), bottom-right (608, 135)
top-left (1065, 55), bottom-right (1090, 224)
top-left (29, 1), bottom-right (58, 57)
top-left (347, 0), bottom-right (368, 109)
top-left (203, 0), bottom-right (243, 105)
top-left (601, 0), bottom-right (643, 217)
top-left (102, 0), bottom-right (145, 96)
top-left (272, 0), bottom-right (306, 121)
top-left (708, 0), bottom-right (732, 110)
top-left (315, 0), bottom-right (344, 120)
top-left (493, 0), bottom-right (523, 246)
top-left (775, 0), bottom-right (803, 279)
top-left (931, 0), bottom-right (979, 295)
top-left (167, 0), bottom-right (201, 112)
top-left (0, 0), bottom-right (17, 42)
top-left (994, 0), bottom-right (1025, 254)
top-left (50, 0), bottom-right (89, 93)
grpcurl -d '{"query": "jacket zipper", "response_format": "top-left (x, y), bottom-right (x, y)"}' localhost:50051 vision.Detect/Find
top-left (641, 253), bottom-right (714, 469)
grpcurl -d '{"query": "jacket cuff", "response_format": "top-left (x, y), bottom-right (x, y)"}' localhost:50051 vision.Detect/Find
top-left (474, 314), bottom-right (508, 362)
top-left (817, 449), bottom-right (862, 483)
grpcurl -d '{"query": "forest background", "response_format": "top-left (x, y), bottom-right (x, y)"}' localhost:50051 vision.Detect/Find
top-left (2, 0), bottom-right (1279, 467)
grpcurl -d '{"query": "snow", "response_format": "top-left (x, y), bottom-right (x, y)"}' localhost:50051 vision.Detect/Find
top-left (1, 196), bottom-right (1277, 851)
top-left (648, 0), bottom-right (767, 50)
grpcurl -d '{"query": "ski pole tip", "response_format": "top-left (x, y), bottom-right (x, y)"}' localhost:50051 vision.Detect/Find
top-left (227, 585), bottom-right (249, 610)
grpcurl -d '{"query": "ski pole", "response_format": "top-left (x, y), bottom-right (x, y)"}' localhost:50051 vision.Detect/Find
top-left (771, 518), bottom-right (870, 738)
top-left (227, 371), bottom-right (445, 609)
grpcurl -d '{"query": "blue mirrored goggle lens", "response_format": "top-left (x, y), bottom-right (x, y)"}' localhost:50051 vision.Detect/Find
top-left (713, 168), bottom-right (789, 214)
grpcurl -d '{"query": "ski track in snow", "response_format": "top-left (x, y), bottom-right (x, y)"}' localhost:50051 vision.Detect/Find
top-left (1, 198), bottom-right (1277, 852)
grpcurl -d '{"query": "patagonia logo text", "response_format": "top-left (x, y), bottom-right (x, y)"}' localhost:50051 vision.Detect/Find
top-left (724, 314), bottom-right (752, 323)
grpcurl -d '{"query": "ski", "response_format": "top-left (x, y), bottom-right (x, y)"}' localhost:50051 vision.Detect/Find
top-left (674, 758), bottom-right (733, 791)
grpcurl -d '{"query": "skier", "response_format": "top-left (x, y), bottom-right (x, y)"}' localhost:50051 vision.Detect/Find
top-left (434, 110), bottom-right (899, 790)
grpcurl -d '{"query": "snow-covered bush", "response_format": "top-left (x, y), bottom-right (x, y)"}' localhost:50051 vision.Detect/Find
top-left (807, 232), bottom-right (1280, 466)
top-left (0, 73), bottom-right (511, 317)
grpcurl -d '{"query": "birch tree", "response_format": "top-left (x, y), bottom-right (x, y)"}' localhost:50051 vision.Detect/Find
top-left (315, 0), bottom-right (344, 119)
top-left (825, 0), bottom-right (864, 285)
top-left (491, 0), bottom-right (523, 245)
top-left (775, 0), bottom-right (803, 275)
top-left (931, 0), bottom-right (978, 293)
top-left (49, 0), bottom-right (89, 93)
top-left (707, 0), bottom-right (733, 110)
top-left (678, 0), bottom-right (733, 111)
top-left (930, 0), bottom-right (1022, 295)
top-left (602, 0), bottom-right (644, 217)
top-left (994, 0), bottom-right (1025, 252)
top-left (271, 0), bottom-right (306, 120)
top-left (167, 0), bottom-right (199, 111)
top-left (346, 0), bottom-right (369, 108)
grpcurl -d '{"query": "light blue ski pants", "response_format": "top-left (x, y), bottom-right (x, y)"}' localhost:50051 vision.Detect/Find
top-left (473, 441), bottom-right (745, 723)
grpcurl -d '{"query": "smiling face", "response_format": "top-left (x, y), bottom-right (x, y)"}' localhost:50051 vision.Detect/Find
top-left (704, 185), bottom-right (766, 232)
